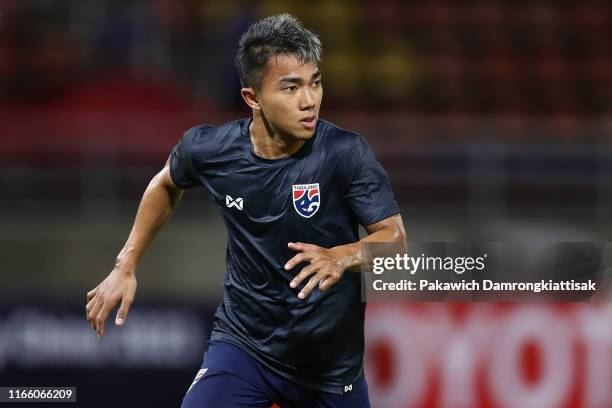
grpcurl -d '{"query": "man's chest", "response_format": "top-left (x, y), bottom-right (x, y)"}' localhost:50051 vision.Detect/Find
top-left (201, 158), bottom-right (342, 223)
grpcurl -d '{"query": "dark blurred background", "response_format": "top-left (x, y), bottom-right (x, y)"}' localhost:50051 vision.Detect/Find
top-left (0, 1), bottom-right (611, 407)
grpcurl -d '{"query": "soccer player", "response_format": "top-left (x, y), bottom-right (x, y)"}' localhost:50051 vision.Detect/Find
top-left (86, 14), bottom-right (405, 407)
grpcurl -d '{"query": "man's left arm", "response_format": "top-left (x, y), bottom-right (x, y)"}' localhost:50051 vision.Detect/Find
top-left (285, 214), bottom-right (405, 299)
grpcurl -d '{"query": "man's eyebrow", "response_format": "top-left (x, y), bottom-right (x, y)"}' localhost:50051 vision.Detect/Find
top-left (278, 76), bottom-right (303, 85)
top-left (277, 70), bottom-right (322, 85)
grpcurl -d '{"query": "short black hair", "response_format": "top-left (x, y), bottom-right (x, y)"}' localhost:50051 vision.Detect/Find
top-left (235, 13), bottom-right (322, 90)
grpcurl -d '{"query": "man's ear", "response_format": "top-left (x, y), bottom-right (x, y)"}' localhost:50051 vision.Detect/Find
top-left (241, 88), bottom-right (260, 111)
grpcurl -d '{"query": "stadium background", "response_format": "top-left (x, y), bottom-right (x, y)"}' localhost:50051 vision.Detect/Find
top-left (0, 1), bottom-right (610, 407)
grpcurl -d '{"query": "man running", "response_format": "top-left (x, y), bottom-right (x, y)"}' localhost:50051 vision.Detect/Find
top-left (86, 13), bottom-right (405, 407)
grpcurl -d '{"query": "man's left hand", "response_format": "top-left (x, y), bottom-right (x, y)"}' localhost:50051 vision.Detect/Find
top-left (285, 242), bottom-right (345, 299)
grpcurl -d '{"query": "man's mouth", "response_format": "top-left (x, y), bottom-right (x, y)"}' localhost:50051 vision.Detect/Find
top-left (300, 116), bottom-right (316, 129)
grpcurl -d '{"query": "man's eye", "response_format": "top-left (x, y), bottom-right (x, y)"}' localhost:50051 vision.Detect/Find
top-left (313, 80), bottom-right (322, 87)
top-left (285, 86), bottom-right (298, 92)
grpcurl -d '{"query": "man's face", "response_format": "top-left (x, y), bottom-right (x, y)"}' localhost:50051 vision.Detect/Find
top-left (255, 54), bottom-right (322, 140)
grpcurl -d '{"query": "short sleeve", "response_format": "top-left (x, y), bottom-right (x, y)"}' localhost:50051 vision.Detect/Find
top-left (344, 135), bottom-right (400, 226)
top-left (169, 127), bottom-right (200, 189)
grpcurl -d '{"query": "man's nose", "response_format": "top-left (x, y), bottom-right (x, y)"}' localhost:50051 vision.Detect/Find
top-left (299, 88), bottom-right (316, 110)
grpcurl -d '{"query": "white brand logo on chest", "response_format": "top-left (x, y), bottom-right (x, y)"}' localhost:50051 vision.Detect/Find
top-left (225, 195), bottom-right (244, 210)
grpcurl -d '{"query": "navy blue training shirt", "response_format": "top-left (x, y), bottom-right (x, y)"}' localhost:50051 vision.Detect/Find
top-left (169, 118), bottom-right (400, 394)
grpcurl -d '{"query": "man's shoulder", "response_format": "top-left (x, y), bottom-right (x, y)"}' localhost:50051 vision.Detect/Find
top-left (317, 119), bottom-right (365, 151)
top-left (184, 118), bottom-right (246, 145)
top-left (318, 118), bottom-right (360, 138)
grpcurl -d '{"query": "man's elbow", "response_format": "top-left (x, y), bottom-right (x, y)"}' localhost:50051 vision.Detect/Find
top-left (367, 215), bottom-right (407, 243)
top-left (379, 216), bottom-right (406, 244)
top-left (391, 222), bottom-right (406, 244)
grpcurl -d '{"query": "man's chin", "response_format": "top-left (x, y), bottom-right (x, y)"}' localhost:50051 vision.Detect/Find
top-left (276, 123), bottom-right (316, 141)
top-left (292, 127), bottom-right (316, 140)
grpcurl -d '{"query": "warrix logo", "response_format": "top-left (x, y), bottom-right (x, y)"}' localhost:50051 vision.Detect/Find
top-left (344, 384), bottom-right (352, 393)
top-left (186, 368), bottom-right (208, 394)
top-left (225, 195), bottom-right (243, 210)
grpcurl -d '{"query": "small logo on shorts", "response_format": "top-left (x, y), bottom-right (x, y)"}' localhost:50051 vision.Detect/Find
top-left (344, 384), bottom-right (352, 393)
top-left (186, 368), bottom-right (208, 394)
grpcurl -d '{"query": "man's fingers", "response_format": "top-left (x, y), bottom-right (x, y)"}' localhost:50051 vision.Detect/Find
top-left (288, 242), bottom-right (317, 252)
top-left (86, 274), bottom-right (137, 337)
top-left (319, 277), bottom-right (329, 291)
top-left (86, 297), bottom-right (97, 326)
top-left (285, 252), bottom-right (314, 270)
top-left (95, 305), bottom-right (110, 338)
top-left (86, 301), bottom-right (94, 329)
top-left (298, 275), bottom-right (321, 300)
top-left (319, 276), bottom-right (339, 292)
top-left (290, 264), bottom-right (318, 288)
top-left (88, 295), bottom-right (104, 330)
top-left (95, 296), bottom-right (119, 337)
top-left (91, 298), bottom-right (105, 336)
top-left (97, 318), bottom-right (105, 338)
top-left (287, 242), bottom-right (306, 251)
top-left (86, 297), bottom-right (95, 314)
top-left (286, 242), bottom-right (323, 270)
top-left (285, 253), bottom-right (305, 270)
top-left (87, 287), bottom-right (98, 302)
top-left (87, 283), bottom-right (106, 325)
top-left (115, 296), bottom-right (133, 326)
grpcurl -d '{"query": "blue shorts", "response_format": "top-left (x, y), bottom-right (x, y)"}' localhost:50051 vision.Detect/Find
top-left (181, 341), bottom-right (370, 408)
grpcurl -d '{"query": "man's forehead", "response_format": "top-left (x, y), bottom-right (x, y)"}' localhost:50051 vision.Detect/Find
top-left (265, 54), bottom-right (319, 80)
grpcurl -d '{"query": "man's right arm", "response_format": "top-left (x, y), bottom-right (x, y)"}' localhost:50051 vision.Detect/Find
top-left (85, 160), bottom-right (183, 338)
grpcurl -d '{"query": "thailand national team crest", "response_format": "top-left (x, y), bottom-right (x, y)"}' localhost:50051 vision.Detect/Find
top-left (292, 183), bottom-right (320, 218)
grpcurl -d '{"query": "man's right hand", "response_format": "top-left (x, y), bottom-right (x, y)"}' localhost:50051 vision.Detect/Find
top-left (86, 267), bottom-right (137, 338)
top-left (85, 162), bottom-right (181, 338)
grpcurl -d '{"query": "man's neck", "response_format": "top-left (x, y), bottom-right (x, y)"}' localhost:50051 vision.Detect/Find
top-left (249, 114), bottom-right (306, 160)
